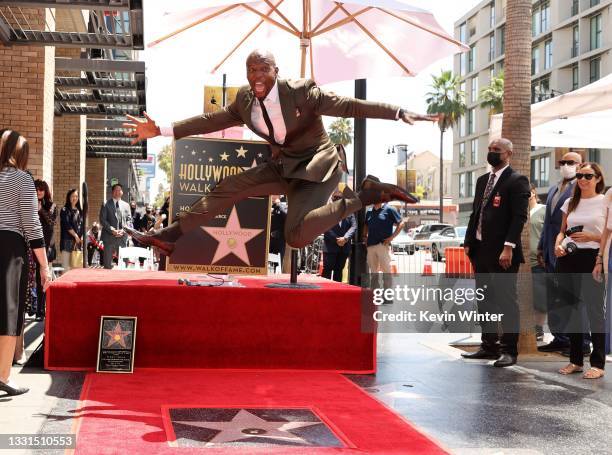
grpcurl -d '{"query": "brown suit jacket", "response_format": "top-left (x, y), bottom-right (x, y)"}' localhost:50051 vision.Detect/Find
top-left (173, 79), bottom-right (400, 182)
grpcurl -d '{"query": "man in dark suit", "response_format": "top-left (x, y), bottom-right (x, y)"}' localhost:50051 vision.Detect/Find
top-left (322, 191), bottom-right (357, 282)
top-left (99, 183), bottom-right (132, 269)
top-left (123, 50), bottom-right (435, 254)
top-left (536, 151), bottom-right (590, 354)
top-left (462, 138), bottom-right (530, 367)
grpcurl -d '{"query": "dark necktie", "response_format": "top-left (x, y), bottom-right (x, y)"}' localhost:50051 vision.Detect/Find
top-left (477, 173), bottom-right (496, 236)
top-left (259, 99), bottom-right (279, 146)
top-left (115, 201), bottom-right (122, 229)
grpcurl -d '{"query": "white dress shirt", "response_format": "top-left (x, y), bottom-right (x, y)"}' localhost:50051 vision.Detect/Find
top-left (160, 80), bottom-right (287, 144)
top-left (476, 164), bottom-right (515, 248)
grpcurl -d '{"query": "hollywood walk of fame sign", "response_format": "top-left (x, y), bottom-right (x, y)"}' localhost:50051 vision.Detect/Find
top-left (96, 316), bottom-right (137, 373)
top-left (168, 138), bottom-right (272, 274)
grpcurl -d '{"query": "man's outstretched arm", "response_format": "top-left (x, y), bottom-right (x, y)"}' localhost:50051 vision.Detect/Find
top-left (124, 104), bottom-right (243, 144)
top-left (305, 80), bottom-right (438, 125)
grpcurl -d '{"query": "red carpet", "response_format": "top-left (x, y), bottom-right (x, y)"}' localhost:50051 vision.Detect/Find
top-left (73, 370), bottom-right (447, 454)
top-left (45, 269), bottom-right (375, 372)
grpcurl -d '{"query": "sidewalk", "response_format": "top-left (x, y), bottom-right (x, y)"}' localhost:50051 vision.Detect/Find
top-left (1, 323), bottom-right (611, 454)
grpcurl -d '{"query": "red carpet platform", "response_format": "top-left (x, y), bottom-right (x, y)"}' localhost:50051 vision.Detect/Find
top-left (73, 370), bottom-right (447, 454)
top-left (45, 269), bottom-right (375, 372)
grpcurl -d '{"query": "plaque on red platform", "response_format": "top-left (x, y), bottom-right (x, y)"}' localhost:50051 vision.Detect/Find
top-left (168, 138), bottom-right (271, 275)
top-left (96, 316), bottom-right (137, 373)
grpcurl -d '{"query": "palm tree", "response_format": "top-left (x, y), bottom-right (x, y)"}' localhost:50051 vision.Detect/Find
top-left (502, 0), bottom-right (536, 354)
top-left (426, 70), bottom-right (466, 222)
top-left (479, 70), bottom-right (504, 115)
top-left (328, 118), bottom-right (353, 147)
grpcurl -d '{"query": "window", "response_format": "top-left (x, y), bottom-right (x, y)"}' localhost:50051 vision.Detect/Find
top-left (500, 26), bottom-right (505, 55)
top-left (572, 65), bottom-right (579, 90)
top-left (544, 40), bottom-right (552, 69)
top-left (467, 108), bottom-right (475, 135)
top-left (466, 171), bottom-right (474, 197)
top-left (468, 45), bottom-right (476, 72)
top-left (471, 77), bottom-right (478, 103)
top-left (459, 22), bottom-right (467, 43)
top-left (531, 46), bottom-right (539, 75)
top-left (490, 67), bottom-right (495, 82)
top-left (541, 2), bottom-right (550, 33)
top-left (460, 53), bottom-right (467, 76)
top-left (489, 34), bottom-right (495, 61)
top-left (459, 174), bottom-right (466, 198)
top-left (530, 155), bottom-right (550, 187)
top-left (572, 0), bottom-right (579, 16)
top-left (590, 0), bottom-right (600, 7)
top-left (460, 81), bottom-right (466, 99)
top-left (589, 148), bottom-right (601, 162)
top-left (590, 57), bottom-right (600, 82)
top-left (459, 143), bottom-right (466, 167)
top-left (532, 6), bottom-right (541, 36)
top-left (490, 3), bottom-right (495, 28)
top-left (470, 140), bottom-right (477, 165)
top-left (590, 14), bottom-right (602, 50)
top-left (459, 115), bottom-right (466, 136)
top-left (572, 25), bottom-right (579, 58)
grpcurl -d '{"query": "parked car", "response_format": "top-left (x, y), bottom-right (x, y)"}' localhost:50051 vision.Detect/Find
top-left (429, 226), bottom-right (467, 261)
top-left (412, 223), bottom-right (453, 241)
top-left (391, 231), bottom-right (416, 254)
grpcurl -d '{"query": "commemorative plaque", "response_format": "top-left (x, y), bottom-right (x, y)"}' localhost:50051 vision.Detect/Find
top-left (96, 316), bottom-right (137, 373)
top-left (167, 138), bottom-right (272, 274)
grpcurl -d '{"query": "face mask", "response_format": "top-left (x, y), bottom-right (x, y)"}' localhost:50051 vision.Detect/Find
top-left (487, 152), bottom-right (503, 168)
top-left (560, 164), bottom-right (577, 180)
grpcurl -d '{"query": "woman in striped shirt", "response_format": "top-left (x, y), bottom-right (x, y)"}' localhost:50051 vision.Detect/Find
top-left (0, 129), bottom-right (51, 396)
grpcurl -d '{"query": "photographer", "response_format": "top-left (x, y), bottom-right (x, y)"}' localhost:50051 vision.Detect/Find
top-left (554, 162), bottom-right (606, 379)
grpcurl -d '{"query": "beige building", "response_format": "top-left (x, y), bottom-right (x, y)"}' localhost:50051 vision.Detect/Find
top-left (396, 150), bottom-right (452, 202)
top-left (453, 0), bottom-right (612, 223)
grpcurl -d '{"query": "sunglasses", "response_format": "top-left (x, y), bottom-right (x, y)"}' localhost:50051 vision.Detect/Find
top-left (559, 160), bottom-right (577, 166)
top-left (575, 173), bottom-right (597, 180)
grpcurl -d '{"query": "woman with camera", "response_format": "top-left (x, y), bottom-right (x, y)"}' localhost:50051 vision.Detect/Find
top-left (554, 162), bottom-right (606, 379)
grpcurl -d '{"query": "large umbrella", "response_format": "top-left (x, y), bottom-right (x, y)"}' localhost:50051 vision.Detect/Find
top-left (148, 0), bottom-right (467, 84)
top-left (489, 73), bottom-right (612, 148)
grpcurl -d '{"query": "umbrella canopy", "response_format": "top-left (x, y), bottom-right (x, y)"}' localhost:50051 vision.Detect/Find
top-left (490, 74), bottom-right (612, 148)
top-left (148, 0), bottom-right (467, 84)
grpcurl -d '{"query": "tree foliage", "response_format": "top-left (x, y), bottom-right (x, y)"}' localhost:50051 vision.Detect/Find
top-left (425, 70), bottom-right (466, 133)
top-left (479, 70), bottom-right (505, 115)
top-left (157, 144), bottom-right (173, 178)
top-left (328, 118), bottom-right (353, 146)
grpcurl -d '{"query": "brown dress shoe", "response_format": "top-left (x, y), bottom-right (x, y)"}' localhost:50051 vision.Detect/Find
top-left (124, 226), bottom-right (176, 256)
top-left (358, 175), bottom-right (419, 205)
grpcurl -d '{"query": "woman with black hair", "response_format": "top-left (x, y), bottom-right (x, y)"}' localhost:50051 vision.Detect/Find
top-left (34, 179), bottom-right (56, 320)
top-left (59, 188), bottom-right (83, 271)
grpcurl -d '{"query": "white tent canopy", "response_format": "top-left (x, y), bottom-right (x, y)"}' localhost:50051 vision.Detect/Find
top-left (489, 74), bottom-right (612, 148)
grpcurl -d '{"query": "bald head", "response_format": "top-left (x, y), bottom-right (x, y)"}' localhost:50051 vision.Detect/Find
top-left (489, 137), bottom-right (513, 152)
top-left (487, 137), bottom-right (513, 170)
top-left (562, 151), bottom-right (582, 164)
top-left (246, 49), bottom-right (277, 67)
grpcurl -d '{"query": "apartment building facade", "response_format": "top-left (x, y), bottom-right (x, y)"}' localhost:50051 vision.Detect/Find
top-left (453, 0), bottom-right (612, 223)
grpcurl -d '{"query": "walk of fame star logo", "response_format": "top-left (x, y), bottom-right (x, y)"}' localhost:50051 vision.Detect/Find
top-left (167, 408), bottom-right (343, 448)
top-left (201, 206), bottom-right (263, 265)
top-left (104, 322), bottom-right (131, 349)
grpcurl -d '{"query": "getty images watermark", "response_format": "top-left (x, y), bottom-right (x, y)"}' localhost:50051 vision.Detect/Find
top-left (360, 273), bottom-right (507, 333)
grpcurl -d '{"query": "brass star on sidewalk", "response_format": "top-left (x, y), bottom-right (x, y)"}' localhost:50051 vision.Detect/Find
top-left (220, 152), bottom-right (229, 161)
top-left (174, 409), bottom-right (318, 446)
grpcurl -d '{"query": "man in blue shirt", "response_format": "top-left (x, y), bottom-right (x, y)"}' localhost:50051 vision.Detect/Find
top-left (364, 203), bottom-right (404, 297)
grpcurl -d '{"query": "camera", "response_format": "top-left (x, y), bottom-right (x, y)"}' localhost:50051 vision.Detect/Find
top-left (563, 225), bottom-right (583, 254)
